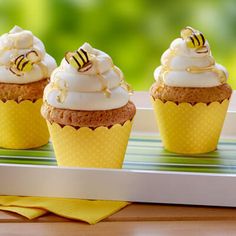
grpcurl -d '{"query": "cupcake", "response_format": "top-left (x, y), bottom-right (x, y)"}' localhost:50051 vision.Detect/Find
top-left (42, 43), bottom-right (136, 168)
top-left (150, 26), bottom-right (232, 154)
top-left (0, 26), bottom-right (57, 149)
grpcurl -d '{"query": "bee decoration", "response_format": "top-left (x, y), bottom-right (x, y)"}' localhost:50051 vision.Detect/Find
top-left (181, 26), bottom-right (207, 53)
top-left (65, 48), bottom-right (92, 72)
top-left (9, 50), bottom-right (40, 76)
top-left (65, 48), bottom-right (133, 98)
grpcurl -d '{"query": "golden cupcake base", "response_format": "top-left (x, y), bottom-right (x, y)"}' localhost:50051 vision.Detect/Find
top-left (0, 99), bottom-right (49, 149)
top-left (151, 97), bottom-right (229, 154)
top-left (47, 120), bottom-right (133, 168)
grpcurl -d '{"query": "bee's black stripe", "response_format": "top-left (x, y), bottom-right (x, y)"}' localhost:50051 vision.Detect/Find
top-left (200, 33), bottom-right (205, 45)
top-left (9, 67), bottom-right (21, 76)
top-left (21, 60), bottom-right (30, 71)
top-left (77, 50), bottom-right (86, 64)
top-left (15, 55), bottom-right (24, 66)
top-left (194, 34), bottom-right (200, 46)
top-left (190, 36), bottom-right (195, 46)
top-left (72, 55), bottom-right (82, 69)
top-left (65, 52), bottom-right (70, 64)
top-left (16, 56), bottom-right (25, 70)
top-left (80, 48), bottom-right (89, 62)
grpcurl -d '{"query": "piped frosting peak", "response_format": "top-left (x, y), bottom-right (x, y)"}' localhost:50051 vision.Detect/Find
top-left (0, 25), bottom-right (57, 83)
top-left (44, 43), bottom-right (132, 111)
top-left (154, 26), bottom-right (228, 88)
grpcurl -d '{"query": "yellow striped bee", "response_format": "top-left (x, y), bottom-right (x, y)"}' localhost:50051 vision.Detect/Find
top-left (65, 48), bottom-right (92, 72)
top-left (10, 50), bottom-right (40, 76)
top-left (181, 26), bottom-right (206, 49)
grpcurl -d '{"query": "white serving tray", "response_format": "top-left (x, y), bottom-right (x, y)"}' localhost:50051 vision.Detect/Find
top-left (1, 92), bottom-right (236, 207)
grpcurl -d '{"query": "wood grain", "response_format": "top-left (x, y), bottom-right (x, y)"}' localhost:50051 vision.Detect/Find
top-left (2, 203), bottom-right (236, 235)
top-left (107, 204), bottom-right (236, 221)
top-left (2, 203), bottom-right (236, 223)
top-left (1, 221), bottom-right (236, 236)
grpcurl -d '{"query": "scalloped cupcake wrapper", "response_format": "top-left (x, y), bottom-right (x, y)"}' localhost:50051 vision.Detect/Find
top-left (0, 99), bottom-right (49, 149)
top-left (151, 97), bottom-right (230, 154)
top-left (46, 120), bottom-right (133, 168)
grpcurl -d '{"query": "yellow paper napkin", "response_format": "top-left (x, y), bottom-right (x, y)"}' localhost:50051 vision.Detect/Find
top-left (0, 196), bottom-right (129, 224)
top-left (0, 206), bottom-right (47, 219)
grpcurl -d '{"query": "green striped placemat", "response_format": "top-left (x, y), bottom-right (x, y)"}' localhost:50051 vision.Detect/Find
top-left (0, 135), bottom-right (236, 174)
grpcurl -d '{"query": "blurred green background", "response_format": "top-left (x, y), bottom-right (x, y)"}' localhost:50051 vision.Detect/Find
top-left (0, 0), bottom-right (235, 90)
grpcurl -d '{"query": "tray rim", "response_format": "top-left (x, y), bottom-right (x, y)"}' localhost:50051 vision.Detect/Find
top-left (2, 163), bottom-right (236, 206)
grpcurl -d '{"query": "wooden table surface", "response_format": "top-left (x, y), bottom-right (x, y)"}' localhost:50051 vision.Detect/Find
top-left (1, 203), bottom-right (236, 235)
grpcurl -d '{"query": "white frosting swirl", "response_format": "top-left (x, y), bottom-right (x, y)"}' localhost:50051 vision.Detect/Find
top-left (44, 43), bottom-right (130, 111)
top-left (0, 25), bottom-right (57, 84)
top-left (154, 30), bottom-right (228, 88)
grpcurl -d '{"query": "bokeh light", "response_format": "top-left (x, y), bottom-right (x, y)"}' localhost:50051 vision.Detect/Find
top-left (0, 0), bottom-right (235, 90)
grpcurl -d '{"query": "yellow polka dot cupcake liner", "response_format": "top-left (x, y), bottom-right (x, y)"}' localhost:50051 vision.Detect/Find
top-left (151, 97), bottom-right (230, 154)
top-left (46, 120), bottom-right (133, 168)
top-left (0, 99), bottom-right (49, 149)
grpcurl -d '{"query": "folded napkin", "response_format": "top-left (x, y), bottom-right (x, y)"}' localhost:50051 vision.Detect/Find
top-left (0, 196), bottom-right (129, 224)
